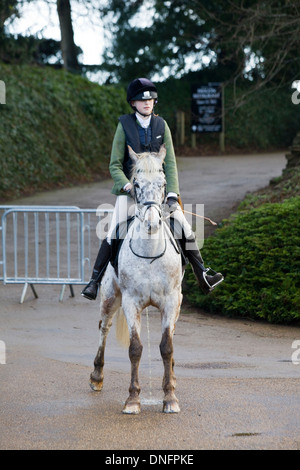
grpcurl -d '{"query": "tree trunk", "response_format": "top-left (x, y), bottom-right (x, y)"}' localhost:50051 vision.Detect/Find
top-left (56, 0), bottom-right (80, 72)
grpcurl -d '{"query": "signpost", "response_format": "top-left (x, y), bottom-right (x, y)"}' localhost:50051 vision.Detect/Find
top-left (191, 83), bottom-right (224, 151)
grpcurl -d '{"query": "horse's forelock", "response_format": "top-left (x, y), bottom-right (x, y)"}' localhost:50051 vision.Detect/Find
top-left (131, 153), bottom-right (163, 181)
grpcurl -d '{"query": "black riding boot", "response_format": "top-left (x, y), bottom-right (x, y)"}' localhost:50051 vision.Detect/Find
top-left (81, 238), bottom-right (111, 300)
top-left (182, 234), bottom-right (224, 294)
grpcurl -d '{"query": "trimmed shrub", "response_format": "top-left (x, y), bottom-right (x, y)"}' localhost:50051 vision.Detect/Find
top-left (184, 196), bottom-right (300, 324)
top-left (0, 63), bottom-right (130, 199)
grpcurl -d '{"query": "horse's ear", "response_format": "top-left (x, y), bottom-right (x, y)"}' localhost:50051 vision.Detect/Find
top-left (157, 144), bottom-right (166, 163)
top-left (128, 145), bottom-right (138, 162)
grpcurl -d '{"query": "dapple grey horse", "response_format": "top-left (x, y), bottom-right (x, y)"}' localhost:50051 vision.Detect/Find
top-left (90, 145), bottom-right (182, 414)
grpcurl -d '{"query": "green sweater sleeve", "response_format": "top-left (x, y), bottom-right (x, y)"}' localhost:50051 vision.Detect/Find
top-left (109, 119), bottom-right (180, 196)
top-left (109, 122), bottom-right (129, 195)
top-left (163, 122), bottom-right (180, 196)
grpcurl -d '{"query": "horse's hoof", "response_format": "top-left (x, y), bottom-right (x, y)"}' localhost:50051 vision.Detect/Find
top-left (89, 379), bottom-right (103, 392)
top-left (163, 400), bottom-right (180, 413)
top-left (123, 401), bottom-right (141, 414)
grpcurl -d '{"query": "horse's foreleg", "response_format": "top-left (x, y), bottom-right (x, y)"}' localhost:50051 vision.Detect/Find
top-left (90, 295), bottom-right (120, 391)
top-left (160, 326), bottom-right (180, 413)
top-left (122, 305), bottom-right (143, 414)
top-left (123, 329), bottom-right (143, 414)
top-left (160, 292), bottom-right (182, 413)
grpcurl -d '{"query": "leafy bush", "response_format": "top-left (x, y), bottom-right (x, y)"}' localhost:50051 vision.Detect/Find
top-left (184, 196), bottom-right (300, 324)
top-left (0, 63), bottom-right (130, 200)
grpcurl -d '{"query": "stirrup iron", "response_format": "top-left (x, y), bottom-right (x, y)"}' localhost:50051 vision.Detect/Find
top-left (203, 267), bottom-right (224, 292)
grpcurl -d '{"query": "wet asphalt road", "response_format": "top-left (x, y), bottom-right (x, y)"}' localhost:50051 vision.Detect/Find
top-left (1, 152), bottom-right (299, 450)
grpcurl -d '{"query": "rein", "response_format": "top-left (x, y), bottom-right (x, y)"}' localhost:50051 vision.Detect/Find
top-left (129, 232), bottom-right (167, 263)
top-left (163, 207), bottom-right (217, 226)
top-left (129, 198), bottom-right (167, 263)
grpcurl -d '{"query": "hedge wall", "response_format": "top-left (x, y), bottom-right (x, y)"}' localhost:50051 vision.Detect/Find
top-left (184, 168), bottom-right (300, 324)
top-left (0, 63), bottom-right (130, 199)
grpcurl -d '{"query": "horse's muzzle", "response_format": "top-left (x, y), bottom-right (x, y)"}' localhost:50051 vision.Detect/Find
top-left (143, 203), bottom-right (162, 234)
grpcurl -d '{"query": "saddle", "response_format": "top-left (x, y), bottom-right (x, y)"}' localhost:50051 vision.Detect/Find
top-left (110, 216), bottom-right (187, 275)
top-left (110, 216), bottom-right (134, 273)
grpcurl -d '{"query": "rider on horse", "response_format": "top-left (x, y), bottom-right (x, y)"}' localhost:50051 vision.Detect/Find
top-left (81, 78), bottom-right (224, 301)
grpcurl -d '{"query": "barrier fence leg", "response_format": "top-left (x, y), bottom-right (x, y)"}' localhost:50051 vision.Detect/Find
top-left (20, 283), bottom-right (38, 304)
top-left (59, 284), bottom-right (75, 302)
top-left (59, 284), bottom-right (66, 302)
top-left (69, 284), bottom-right (75, 298)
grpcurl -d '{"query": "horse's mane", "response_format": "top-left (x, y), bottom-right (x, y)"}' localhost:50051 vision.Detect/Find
top-left (130, 152), bottom-right (164, 182)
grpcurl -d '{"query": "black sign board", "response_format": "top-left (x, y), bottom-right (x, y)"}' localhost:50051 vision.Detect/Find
top-left (191, 83), bottom-right (223, 133)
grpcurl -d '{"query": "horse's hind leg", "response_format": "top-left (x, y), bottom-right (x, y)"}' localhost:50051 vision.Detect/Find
top-left (90, 293), bottom-right (121, 391)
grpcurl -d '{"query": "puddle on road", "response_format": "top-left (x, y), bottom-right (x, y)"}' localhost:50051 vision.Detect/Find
top-left (176, 362), bottom-right (246, 370)
top-left (141, 398), bottom-right (163, 406)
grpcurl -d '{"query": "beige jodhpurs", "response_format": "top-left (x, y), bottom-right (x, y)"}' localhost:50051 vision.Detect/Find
top-left (106, 195), bottom-right (194, 244)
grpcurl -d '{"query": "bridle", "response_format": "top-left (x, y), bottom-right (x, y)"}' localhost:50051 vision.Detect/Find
top-left (129, 178), bottom-right (167, 262)
top-left (132, 174), bottom-right (165, 220)
top-left (135, 200), bottom-right (162, 223)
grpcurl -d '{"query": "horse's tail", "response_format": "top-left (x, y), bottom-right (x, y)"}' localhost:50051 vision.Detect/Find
top-left (115, 308), bottom-right (130, 348)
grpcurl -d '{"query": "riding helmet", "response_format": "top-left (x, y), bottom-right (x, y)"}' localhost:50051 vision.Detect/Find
top-left (127, 78), bottom-right (158, 104)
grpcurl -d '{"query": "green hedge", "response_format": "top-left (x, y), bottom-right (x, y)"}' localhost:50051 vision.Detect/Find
top-left (0, 63), bottom-right (130, 199)
top-left (184, 196), bottom-right (300, 323)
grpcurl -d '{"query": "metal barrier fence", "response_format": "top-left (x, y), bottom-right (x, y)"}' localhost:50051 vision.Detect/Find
top-left (0, 205), bottom-right (113, 302)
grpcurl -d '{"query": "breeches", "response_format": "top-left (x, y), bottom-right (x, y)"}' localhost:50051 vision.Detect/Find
top-left (106, 195), bottom-right (194, 244)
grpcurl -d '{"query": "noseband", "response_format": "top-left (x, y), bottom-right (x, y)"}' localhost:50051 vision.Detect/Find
top-left (136, 200), bottom-right (162, 222)
top-left (130, 195), bottom-right (166, 263)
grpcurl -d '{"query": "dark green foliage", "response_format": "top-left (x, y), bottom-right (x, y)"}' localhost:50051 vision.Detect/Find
top-left (0, 33), bottom-right (62, 66)
top-left (0, 63), bottom-right (130, 199)
top-left (184, 195), bottom-right (300, 324)
top-left (156, 79), bottom-right (300, 150)
top-left (223, 86), bottom-right (300, 150)
top-left (102, 0), bottom-right (300, 89)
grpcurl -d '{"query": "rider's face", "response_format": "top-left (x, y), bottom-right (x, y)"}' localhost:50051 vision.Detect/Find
top-left (131, 99), bottom-right (154, 116)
